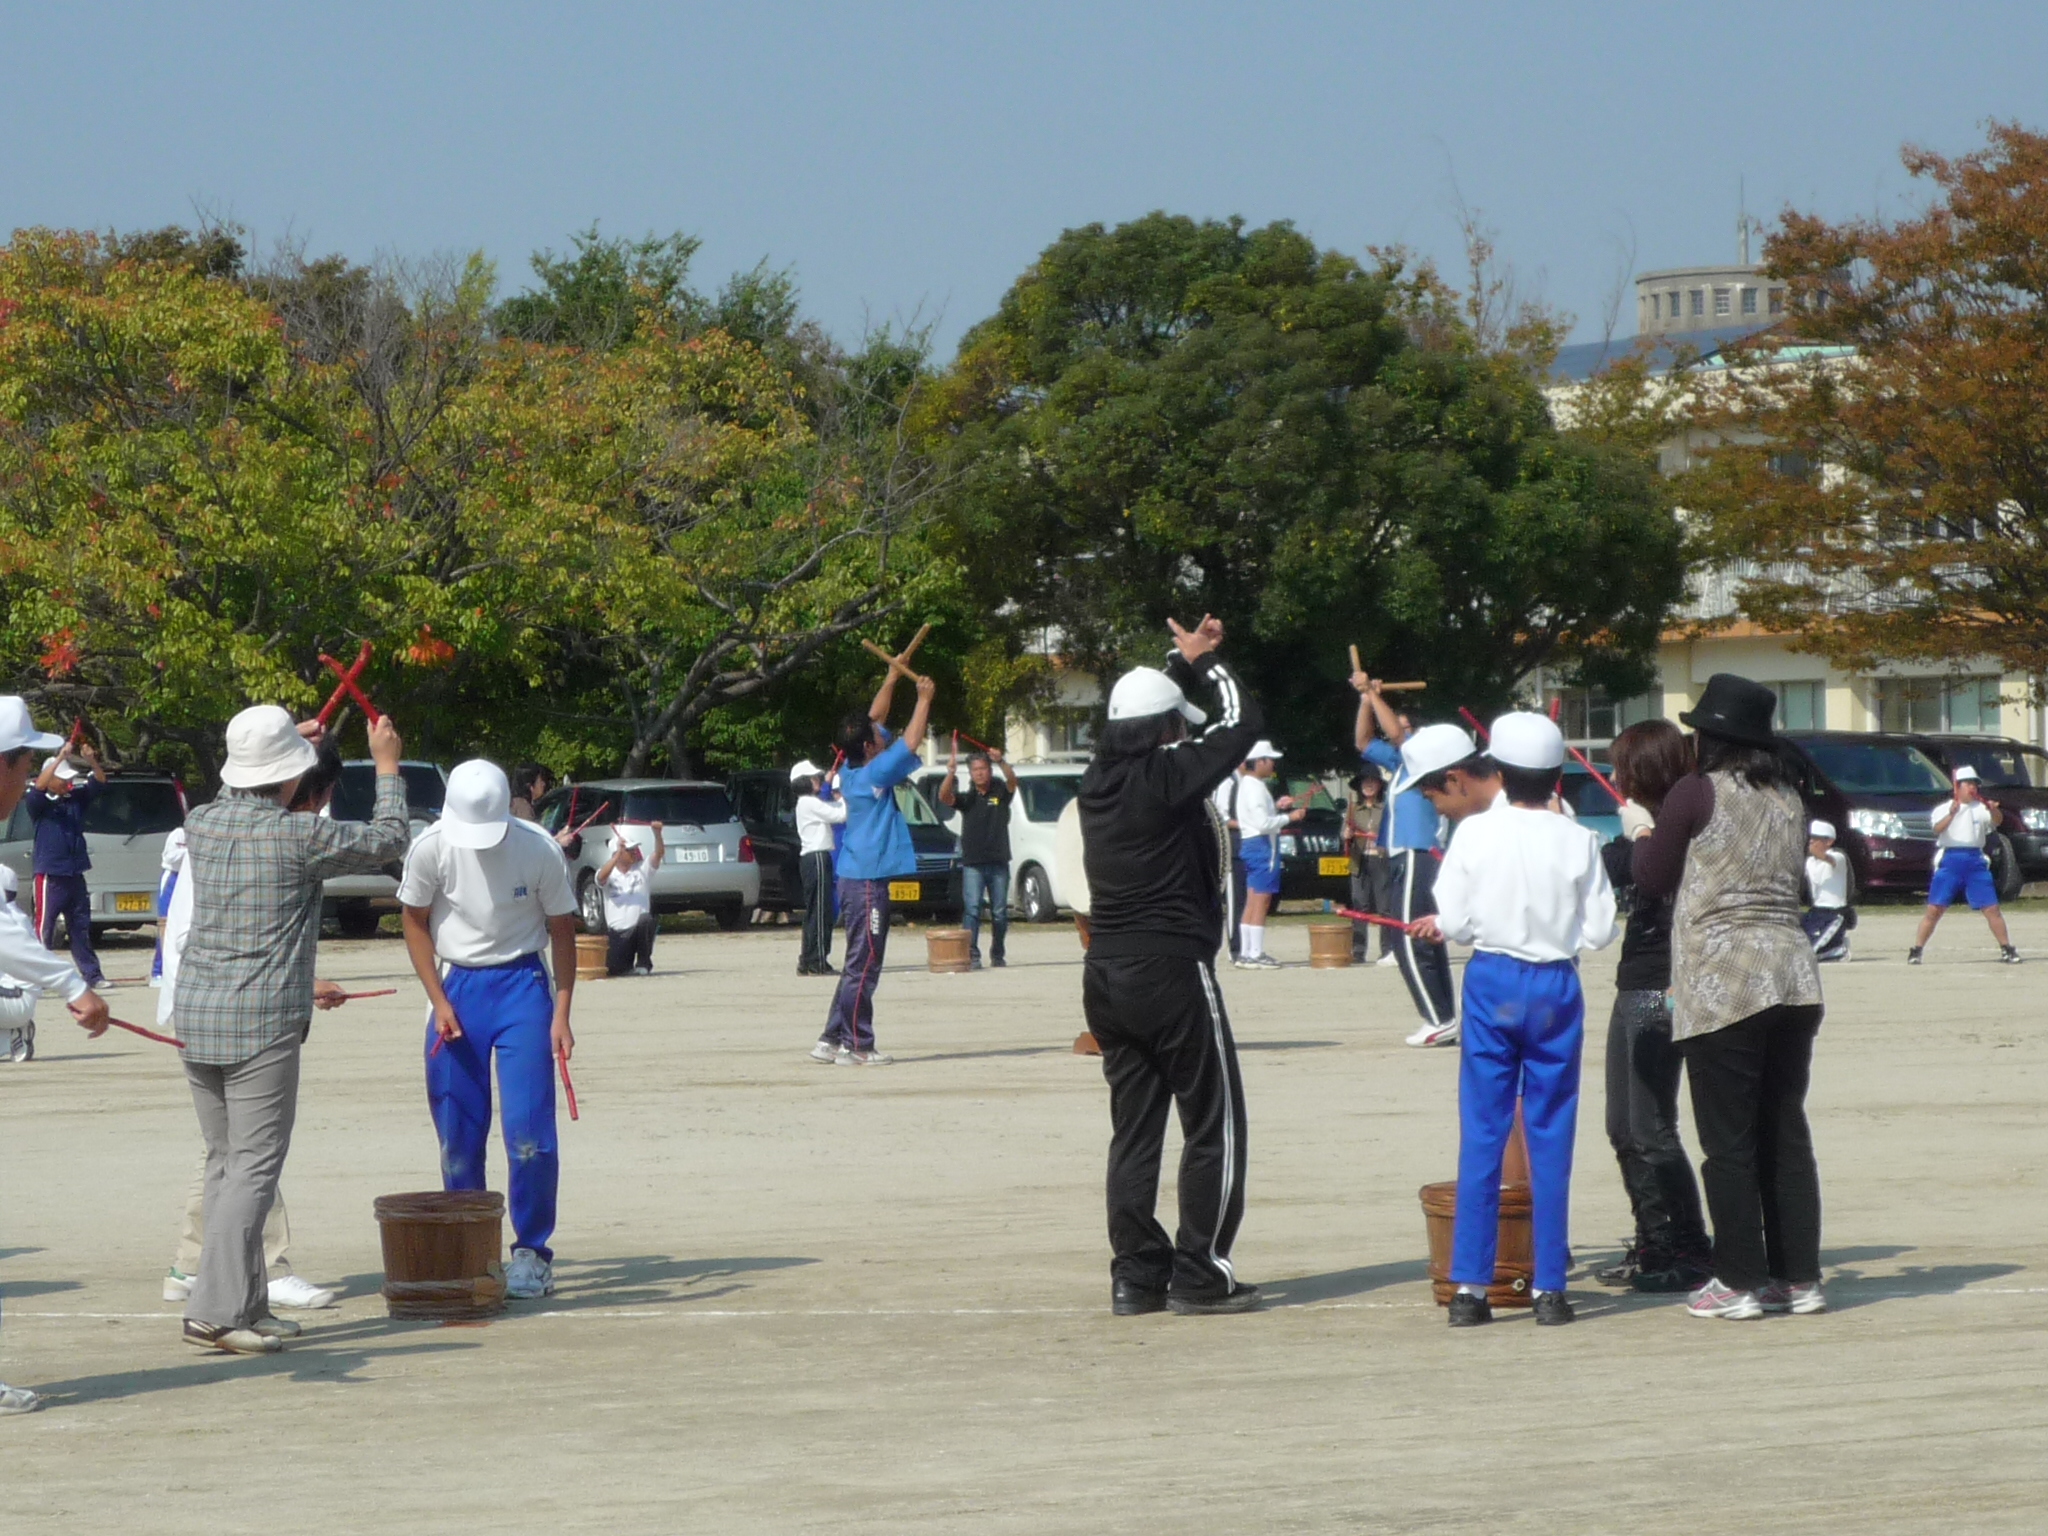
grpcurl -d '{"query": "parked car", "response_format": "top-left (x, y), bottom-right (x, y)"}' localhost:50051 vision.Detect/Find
top-left (0, 771), bottom-right (187, 934)
top-left (318, 760), bottom-right (448, 938)
top-left (727, 767), bottom-right (963, 921)
top-left (536, 779), bottom-right (762, 931)
top-left (1896, 733), bottom-right (2048, 896)
top-left (1560, 761), bottom-right (1624, 845)
top-left (1780, 732), bottom-right (1956, 900)
top-left (1276, 803), bottom-right (1349, 904)
top-left (914, 761), bottom-right (1085, 922)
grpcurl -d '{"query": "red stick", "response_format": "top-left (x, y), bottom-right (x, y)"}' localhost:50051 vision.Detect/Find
top-left (1568, 745), bottom-right (1626, 806)
top-left (314, 641), bottom-right (375, 726)
top-left (954, 730), bottom-right (997, 755)
top-left (1548, 695), bottom-right (1562, 722)
top-left (1458, 706), bottom-right (1490, 742)
top-left (430, 1031), bottom-right (445, 1058)
top-left (568, 800), bottom-right (613, 837)
top-left (1335, 905), bottom-right (1415, 934)
top-left (107, 1016), bottom-right (186, 1048)
top-left (335, 988), bottom-right (397, 1000)
top-left (64, 717), bottom-right (85, 752)
top-left (558, 1048), bottom-right (579, 1121)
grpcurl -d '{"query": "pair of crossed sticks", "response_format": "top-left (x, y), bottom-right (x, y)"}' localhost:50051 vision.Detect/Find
top-left (314, 641), bottom-right (384, 727)
top-left (860, 623), bottom-right (933, 685)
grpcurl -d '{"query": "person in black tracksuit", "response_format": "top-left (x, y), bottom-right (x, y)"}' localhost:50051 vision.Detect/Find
top-left (1079, 616), bottom-right (1263, 1317)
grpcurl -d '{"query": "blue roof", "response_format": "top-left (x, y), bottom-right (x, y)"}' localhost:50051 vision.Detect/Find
top-left (1548, 322), bottom-right (1782, 383)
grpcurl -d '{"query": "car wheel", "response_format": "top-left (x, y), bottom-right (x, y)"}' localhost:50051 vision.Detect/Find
top-left (1018, 864), bottom-right (1057, 924)
top-left (712, 903), bottom-right (751, 931)
top-left (578, 871), bottom-right (605, 934)
top-left (1988, 832), bottom-right (2025, 902)
top-left (335, 901), bottom-right (381, 940)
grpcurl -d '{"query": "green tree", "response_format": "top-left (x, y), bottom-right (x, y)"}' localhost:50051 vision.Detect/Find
top-left (494, 226), bottom-right (704, 349)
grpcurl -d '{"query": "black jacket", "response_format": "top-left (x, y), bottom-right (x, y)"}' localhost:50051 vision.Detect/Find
top-left (1601, 836), bottom-right (1671, 993)
top-left (1080, 653), bottom-right (1263, 961)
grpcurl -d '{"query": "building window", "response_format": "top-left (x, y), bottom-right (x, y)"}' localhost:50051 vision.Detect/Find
top-left (1690, 289), bottom-right (1705, 317)
top-left (1669, 290), bottom-right (1682, 319)
top-left (1876, 676), bottom-right (2003, 735)
top-left (1768, 288), bottom-right (1785, 314)
top-left (1740, 287), bottom-right (1758, 315)
top-left (1770, 681), bottom-right (1826, 731)
top-left (1650, 293), bottom-right (1661, 320)
top-left (1714, 288), bottom-right (1732, 316)
top-left (1541, 687), bottom-right (1663, 745)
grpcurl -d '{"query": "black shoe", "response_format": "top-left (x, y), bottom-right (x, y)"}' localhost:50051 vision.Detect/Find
top-left (1907, 946), bottom-right (1923, 965)
top-left (817, 963), bottom-right (837, 976)
top-left (1631, 1252), bottom-right (1714, 1294)
top-left (2001, 945), bottom-right (2022, 964)
top-left (1447, 1291), bottom-right (1492, 1327)
top-left (970, 956), bottom-right (984, 971)
top-left (990, 955), bottom-right (1006, 968)
top-left (1167, 1283), bottom-right (1261, 1316)
top-left (1111, 1278), bottom-right (1169, 1316)
top-left (1592, 1241), bottom-right (1640, 1287)
top-left (1533, 1291), bottom-right (1576, 1326)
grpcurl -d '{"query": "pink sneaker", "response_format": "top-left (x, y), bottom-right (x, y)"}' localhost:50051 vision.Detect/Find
top-left (1758, 1279), bottom-right (1826, 1315)
top-left (1685, 1278), bottom-right (1763, 1320)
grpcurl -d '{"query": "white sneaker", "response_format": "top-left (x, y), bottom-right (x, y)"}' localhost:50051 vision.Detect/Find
top-left (1405, 1021), bottom-right (1459, 1048)
top-left (505, 1248), bottom-right (555, 1299)
top-left (1758, 1279), bottom-right (1827, 1315)
top-left (0, 1383), bottom-right (43, 1415)
top-left (1376, 952), bottom-right (1399, 968)
top-left (808, 1040), bottom-right (840, 1064)
top-left (267, 1274), bottom-right (336, 1311)
top-left (163, 1268), bottom-right (194, 1303)
top-left (1233, 954), bottom-right (1281, 970)
top-left (845, 1048), bottom-right (894, 1065)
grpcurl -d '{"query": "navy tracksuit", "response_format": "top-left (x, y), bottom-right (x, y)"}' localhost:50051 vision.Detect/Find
top-left (28, 779), bottom-right (105, 986)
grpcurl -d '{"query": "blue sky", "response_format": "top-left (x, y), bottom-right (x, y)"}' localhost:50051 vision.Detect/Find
top-left (5, 2), bottom-right (2043, 354)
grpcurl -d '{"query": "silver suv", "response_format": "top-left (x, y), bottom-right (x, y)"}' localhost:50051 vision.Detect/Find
top-left (322, 760), bottom-right (447, 938)
top-left (537, 779), bottom-right (760, 931)
top-left (0, 772), bottom-right (187, 932)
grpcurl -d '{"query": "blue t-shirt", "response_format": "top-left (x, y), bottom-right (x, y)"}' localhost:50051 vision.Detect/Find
top-left (1362, 739), bottom-right (1444, 853)
top-left (834, 737), bottom-right (919, 881)
top-left (27, 778), bottom-right (101, 876)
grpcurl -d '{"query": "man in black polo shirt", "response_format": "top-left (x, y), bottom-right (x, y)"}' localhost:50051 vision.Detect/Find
top-left (940, 737), bottom-right (1020, 969)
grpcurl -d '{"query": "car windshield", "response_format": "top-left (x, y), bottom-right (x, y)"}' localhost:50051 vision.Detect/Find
top-left (1799, 739), bottom-right (1951, 795)
top-left (1944, 743), bottom-right (2048, 788)
top-left (895, 784), bottom-right (942, 825)
top-left (622, 787), bottom-right (737, 826)
top-left (1560, 769), bottom-right (1618, 820)
top-left (82, 779), bottom-right (184, 837)
top-left (1019, 776), bottom-right (1082, 823)
top-left (331, 764), bottom-right (445, 822)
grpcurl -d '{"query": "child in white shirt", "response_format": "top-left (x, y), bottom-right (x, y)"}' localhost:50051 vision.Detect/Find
top-left (1801, 819), bottom-right (1854, 962)
top-left (1910, 765), bottom-right (2020, 964)
top-left (598, 823), bottom-right (665, 976)
top-left (791, 761), bottom-right (847, 976)
top-left (0, 867), bottom-right (38, 1063)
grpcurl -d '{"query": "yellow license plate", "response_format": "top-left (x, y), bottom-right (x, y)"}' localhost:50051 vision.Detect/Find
top-left (1319, 856), bottom-right (1350, 878)
top-left (888, 881), bottom-right (921, 903)
top-left (116, 891), bottom-right (153, 913)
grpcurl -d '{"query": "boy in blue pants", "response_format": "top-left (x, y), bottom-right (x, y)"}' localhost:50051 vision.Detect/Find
top-left (1401, 713), bottom-right (1618, 1327)
top-left (400, 759), bottom-right (580, 1299)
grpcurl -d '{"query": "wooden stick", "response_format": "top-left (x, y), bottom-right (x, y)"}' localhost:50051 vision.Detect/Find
top-left (558, 1047), bottom-right (579, 1121)
top-left (1377, 682), bottom-right (1427, 692)
top-left (860, 638), bottom-right (929, 685)
top-left (1349, 643), bottom-right (1362, 675)
top-left (107, 1016), bottom-right (186, 1048)
top-left (899, 623), bottom-right (932, 663)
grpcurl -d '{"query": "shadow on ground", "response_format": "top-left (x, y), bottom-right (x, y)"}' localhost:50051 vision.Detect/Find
top-left (1259, 1259), bottom-right (1434, 1307)
top-left (328, 1254), bottom-right (818, 1311)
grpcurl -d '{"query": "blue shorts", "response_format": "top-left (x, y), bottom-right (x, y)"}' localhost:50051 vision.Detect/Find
top-left (1928, 848), bottom-right (1998, 910)
top-left (1242, 836), bottom-right (1282, 897)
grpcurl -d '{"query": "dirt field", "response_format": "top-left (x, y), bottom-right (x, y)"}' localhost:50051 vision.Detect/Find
top-left (4, 907), bottom-right (2045, 1533)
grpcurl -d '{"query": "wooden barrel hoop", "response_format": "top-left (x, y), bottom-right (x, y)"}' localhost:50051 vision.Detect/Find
top-left (926, 927), bottom-right (972, 973)
top-left (1419, 1179), bottom-right (1536, 1308)
top-left (375, 1189), bottom-right (508, 1321)
top-left (1306, 921), bottom-right (1354, 969)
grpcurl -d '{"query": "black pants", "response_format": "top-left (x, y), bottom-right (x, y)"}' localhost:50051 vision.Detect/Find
top-left (1226, 837), bottom-right (1246, 957)
top-left (1605, 988), bottom-right (1709, 1260)
top-left (1083, 953), bottom-right (1248, 1295)
top-left (799, 851), bottom-right (835, 970)
top-left (605, 917), bottom-right (655, 975)
top-left (1389, 850), bottom-right (1456, 1031)
top-left (1349, 854), bottom-right (1393, 958)
top-left (1678, 1003), bottom-right (1824, 1292)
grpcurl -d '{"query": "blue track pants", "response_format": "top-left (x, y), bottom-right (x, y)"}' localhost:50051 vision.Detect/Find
top-left (425, 953), bottom-right (559, 1260)
top-left (1451, 950), bottom-right (1583, 1294)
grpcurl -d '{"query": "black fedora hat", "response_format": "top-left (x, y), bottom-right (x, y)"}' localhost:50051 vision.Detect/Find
top-left (1679, 673), bottom-right (1779, 748)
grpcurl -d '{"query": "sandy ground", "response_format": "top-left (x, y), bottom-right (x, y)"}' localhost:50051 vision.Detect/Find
top-left (2, 906), bottom-right (2045, 1533)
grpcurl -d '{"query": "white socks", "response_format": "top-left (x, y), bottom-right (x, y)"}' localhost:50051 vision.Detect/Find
top-left (1240, 924), bottom-right (1264, 959)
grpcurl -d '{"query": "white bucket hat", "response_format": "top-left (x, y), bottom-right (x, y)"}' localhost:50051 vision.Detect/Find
top-left (1809, 819), bottom-right (1836, 840)
top-left (1953, 764), bottom-right (1980, 782)
top-left (1107, 667), bottom-right (1206, 726)
top-left (0, 698), bottom-right (64, 756)
top-left (789, 759), bottom-right (822, 784)
top-left (1246, 740), bottom-right (1282, 762)
top-left (220, 705), bottom-right (320, 789)
top-left (1388, 723), bottom-right (1478, 798)
top-left (442, 760), bottom-right (512, 850)
top-left (40, 756), bottom-right (83, 783)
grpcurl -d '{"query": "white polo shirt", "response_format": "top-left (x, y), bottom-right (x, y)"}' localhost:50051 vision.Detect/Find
top-left (602, 861), bottom-right (652, 931)
top-left (1433, 798), bottom-right (1618, 963)
top-left (796, 791), bottom-right (847, 856)
top-left (397, 818), bottom-right (577, 967)
top-left (1935, 799), bottom-right (1994, 852)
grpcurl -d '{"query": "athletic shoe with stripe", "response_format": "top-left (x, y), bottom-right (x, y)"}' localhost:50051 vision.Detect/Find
top-left (1405, 1021), bottom-right (1459, 1048)
top-left (267, 1275), bottom-right (336, 1311)
top-left (1232, 954), bottom-right (1281, 970)
top-left (1685, 1278), bottom-right (1763, 1320)
top-left (808, 1040), bottom-right (840, 1064)
top-left (1758, 1279), bottom-right (1827, 1315)
top-left (505, 1248), bottom-right (555, 1299)
top-left (845, 1049), bottom-right (894, 1065)
top-left (0, 1383), bottom-right (45, 1415)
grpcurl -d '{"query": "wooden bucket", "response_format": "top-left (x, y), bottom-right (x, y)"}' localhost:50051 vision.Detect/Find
top-left (1307, 921), bottom-right (1353, 968)
top-left (926, 927), bottom-right (972, 973)
top-left (1419, 1180), bottom-right (1535, 1307)
top-left (375, 1190), bottom-right (507, 1320)
top-left (574, 932), bottom-right (609, 981)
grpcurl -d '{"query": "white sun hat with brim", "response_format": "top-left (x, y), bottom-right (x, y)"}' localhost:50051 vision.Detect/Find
top-left (40, 756), bottom-right (84, 783)
top-left (1809, 819), bottom-right (1836, 840)
top-left (441, 760), bottom-right (513, 850)
top-left (1246, 740), bottom-right (1283, 762)
top-left (1107, 666), bottom-right (1206, 726)
top-left (1488, 712), bottom-right (1567, 772)
top-left (0, 698), bottom-right (64, 756)
top-left (788, 759), bottom-right (822, 784)
top-left (1387, 723), bottom-right (1478, 798)
top-left (1953, 765), bottom-right (1980, 782)
top-left (219, 705), bottom-right (320, 790)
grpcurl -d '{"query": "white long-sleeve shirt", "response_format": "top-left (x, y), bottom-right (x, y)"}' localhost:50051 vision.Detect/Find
top-left (796, 790), bottom-right (848, 856)
top-left (1233, 774), bottom-right (1290, 839)
top-left (0, 876), bottom-right (88, 1002)
top-left (1434, 799), bottom-right (1618, 963)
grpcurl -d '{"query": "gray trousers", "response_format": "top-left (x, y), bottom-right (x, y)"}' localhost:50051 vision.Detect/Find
top-left (184, 1036), bottom-right (301, 1329)
top-left (175, 1150), bottom-right (290, 1278)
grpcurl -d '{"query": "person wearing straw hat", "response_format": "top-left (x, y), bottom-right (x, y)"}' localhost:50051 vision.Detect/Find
top-left (1079, 615), bottom-right (1265, 1316)
top-left (26, 737), bottom-right (109, 991)
top-left (789, 759), bottom-right (846, 976)
top-left (1801, 819), bottom-right (1855, 963)
top-left (399, 759), bottom-right (580, 1301)
top-left (1910, 766), bottom-right (2021, 965)
top-left (0, 698), bottom-right (113, 1413)
top-left (174, 706), bottom-right (409, 1356)
top-left (1230, 740), bottom-right (1304, 970)
top-left (1407, 711), bottom-right (1618, 1327)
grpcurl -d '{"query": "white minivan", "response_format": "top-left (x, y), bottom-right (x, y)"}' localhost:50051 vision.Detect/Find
top-left (912, 760), bottom-right (1086, 923)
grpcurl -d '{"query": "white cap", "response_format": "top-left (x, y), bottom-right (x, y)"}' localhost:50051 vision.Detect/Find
top-left (219, 705), bottom-right (320, 789)
top-left (1954, 764), bottom-right (1980, 782)
top-left (1809, 819), bottom-right (1836, 840)
top-left (40, 756), bottom-right (83, 783)
top-left (0, 698), bottom-right (64, 756)
top-left (789, 759), bottom-right (822, 783)
top-left (1488, 712), bottom-right (1567, 772)
top-left (1388, 723), bottom-right (1477, 797)
top-left (441, 759), bottom-right (512, 849)
top-left (1107, 666), bottom-right (1206, 726)
top-left (1246, 740), bottom-right (1282, 762)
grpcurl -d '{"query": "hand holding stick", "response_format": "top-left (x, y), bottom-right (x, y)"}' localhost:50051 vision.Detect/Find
top-left (558, 1047), bottom-right (579, 1121)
